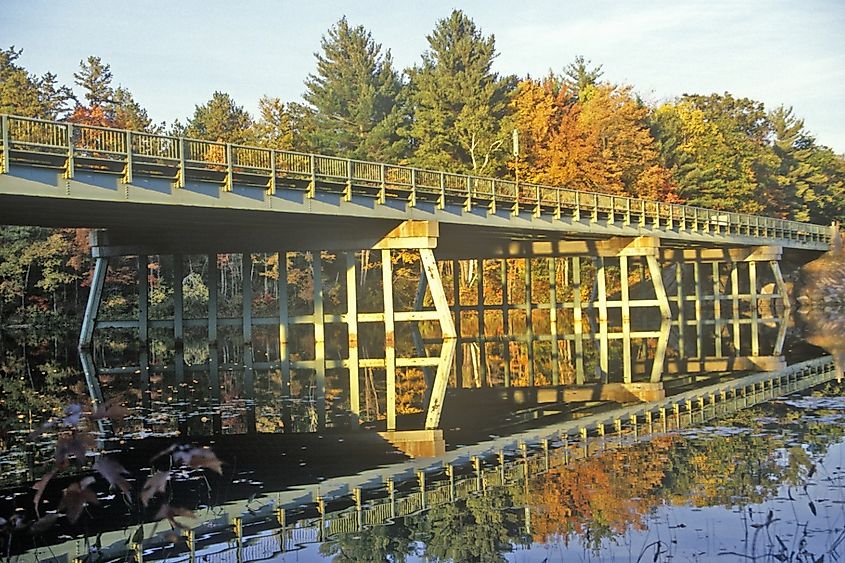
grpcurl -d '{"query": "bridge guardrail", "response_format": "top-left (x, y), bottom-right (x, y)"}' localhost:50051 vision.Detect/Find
top-left (0, 114), bottom-right (832, 246)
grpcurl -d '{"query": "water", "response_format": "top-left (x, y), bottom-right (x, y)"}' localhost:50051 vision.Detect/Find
top-left (1, 256), bottom-right (844, 562)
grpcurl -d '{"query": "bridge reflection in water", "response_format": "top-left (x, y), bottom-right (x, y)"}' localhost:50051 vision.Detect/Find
top-left (22, 355), bottom-right (840, 562)
top-left (82, 243), bottom-right (794, 439)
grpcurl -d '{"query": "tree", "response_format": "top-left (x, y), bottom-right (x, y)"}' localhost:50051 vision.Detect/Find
top-left (407, 10), bottom-right (515, 175)
top-left (652, 93), bottom-right (778, 213)
top-left (562, 55), bottom-right (603, 101)
top-left (185, 91), bottom-right (255, 144)
top-left (0, 46), bottom-right (72, 118)
top-left (510, 78), bottom-right (677, 200)
top-left (769, 105), bottom-right (845, 223)
top-left (303, 18), bottom-right (406, 161)
top-left (253, 96), bottom-right (294, 150)
top-left (73, 56), bottom-right (113, 107)
top-left (69, 56), bottom-right (156, 131)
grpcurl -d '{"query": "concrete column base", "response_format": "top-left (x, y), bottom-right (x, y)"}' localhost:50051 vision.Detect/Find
top-left (378, 429), bottom-right (445, 458)
top-left (618, 382), bottom-right (665, 402)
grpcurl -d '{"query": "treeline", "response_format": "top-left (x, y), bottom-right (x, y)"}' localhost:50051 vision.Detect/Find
top-left (1, 9), bottom-right (844, 329)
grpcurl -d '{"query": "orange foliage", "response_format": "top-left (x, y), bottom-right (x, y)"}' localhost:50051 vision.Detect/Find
top-left (529, 435), bottom-right (676, 543)
top-left (511, 79), bottom-right (681, 202)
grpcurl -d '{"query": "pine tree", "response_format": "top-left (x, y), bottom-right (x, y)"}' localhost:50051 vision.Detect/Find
top-left (185, 91), bottom-right (255, 144)
top-left (563, 55), bottom-right (603, 100)
top-left (73, 56), bottom-right (113, 107)
top-left (407, 10), bottom-right (515, 175)
top-left (0, 47), bottom-right (72, 118)
top-left (253, 96), bottom-right (295, 150)
top-left (303, 18), bottom-right (406, 161)
top-left (770, 105), bottom-right (845, 223)
top-left (70, 56), bottom-right (157, 131)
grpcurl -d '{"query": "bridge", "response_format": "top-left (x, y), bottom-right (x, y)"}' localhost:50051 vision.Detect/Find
top-left (0, 114), bottom-right (836, 439)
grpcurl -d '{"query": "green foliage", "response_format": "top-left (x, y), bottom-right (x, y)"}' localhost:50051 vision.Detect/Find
top-left (185, 91), bottom-right (255, 144)
top-left (303, 18), bottom-right (407, 161)
top-left (652, 93), bottom-right (778, 213)
top-left (417, 487), bottom-right (526, 562)
top-left (562, 55), bottom-right (604, 101)
top-left (319, 519), bottom-right (414, 562)
top-left (769, 105), bottom-right (845, 223)
top-left (0, 227), bottom-right (85, 328)
top-left (0, 46), bottom-right (72, 118)
top-left (253, 96), bottom-right (299, 151)
top-left (73, 56), bottom-right (113, 107)
top-left (407, 10), bottom-right (516, 175)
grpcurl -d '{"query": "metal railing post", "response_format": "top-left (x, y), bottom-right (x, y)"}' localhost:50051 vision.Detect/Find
top-left (0, 115), bottom-right (9, 174)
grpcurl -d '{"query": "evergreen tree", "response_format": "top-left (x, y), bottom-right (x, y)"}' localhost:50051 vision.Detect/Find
top-left (253, 96), bottom-right (296, 150)
top-left (185, 91), bottom-right (255, 144)
top-left (303, 18), bottom-right (406, 160)
top-left (652, 93), bottom-right (779, 213)
top-left (563, 55), bottom-right (604, 100)
top-left (70, 56), bottom-right (157, 131)
top-left (407, 10), bottom-right (515, 175)
top-left (0, 46), bottom-right (72, 118)
top-left (111, 86), bottom-right (155, 131)
top-left (73, 56), bottom-right (113, 107)
top-left (770, 105), bottom-right (845, 223)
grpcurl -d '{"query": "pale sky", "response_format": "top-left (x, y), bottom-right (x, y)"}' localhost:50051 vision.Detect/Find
top-left (2, 0), bottom-right (844, 152)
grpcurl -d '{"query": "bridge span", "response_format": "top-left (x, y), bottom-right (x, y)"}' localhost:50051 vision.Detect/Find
top-left (0, 114), bottom-right (836, 438)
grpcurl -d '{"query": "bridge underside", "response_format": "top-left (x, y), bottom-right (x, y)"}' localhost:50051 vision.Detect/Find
top-left (73, 219), bottom-right (795, 433)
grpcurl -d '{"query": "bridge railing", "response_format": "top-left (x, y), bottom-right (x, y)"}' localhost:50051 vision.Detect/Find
top-left (0, 114), bottom-right (832, 245)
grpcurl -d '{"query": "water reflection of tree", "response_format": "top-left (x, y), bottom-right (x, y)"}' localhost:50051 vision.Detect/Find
top-left (416, 487), bottom-right (528, 562)
top-left (529, 436), bottom-right (673, 550)
top-left (319, 519), bottom-right (415, 562)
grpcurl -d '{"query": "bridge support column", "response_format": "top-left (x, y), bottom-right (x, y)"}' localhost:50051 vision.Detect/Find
top-left (79, 255), bottom-right (108, 351)
top-left (421, 247), bottom-right (458, 429)
top-left (661, 245), bottom-right (788, 375)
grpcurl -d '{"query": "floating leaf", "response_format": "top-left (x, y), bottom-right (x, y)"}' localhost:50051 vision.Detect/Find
top-left (58, 477), bottom-right (98, 524)
top-left (32, 469), bottom-right (57, 517)
top-left (94, 456), bottom-right (131, 495)
top-left (187, 448), bottom-right (223, 475)
top-left (170, 446), bottom-right (223, 474)
top-left (141, 471), bottom-right (170, 507)
top-left (154, 505), bottom-right (195, 530)
top-left (150, 444), bottom-right (177, 464)
top-left (30, 513), bottom-right (61, 534)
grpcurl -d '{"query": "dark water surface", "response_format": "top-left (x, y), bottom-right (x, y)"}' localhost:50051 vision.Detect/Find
top-left (2, 361), bottom-right (845, 562)
top-left (2, 289), bottom-right (844, 561)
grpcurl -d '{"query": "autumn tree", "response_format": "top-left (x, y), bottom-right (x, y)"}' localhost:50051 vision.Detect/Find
top-left (511, 78), bottom-right (677, 200)
top-left (303, 18), bottom-right (406, 161)
top-left (407, 10), bottom-right (515, 175)
top-left (252, 96), bottom-right (299, 151)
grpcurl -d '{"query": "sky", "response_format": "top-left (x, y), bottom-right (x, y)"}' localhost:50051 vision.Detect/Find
top-left (2, 0), bottom-right (844, 152)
